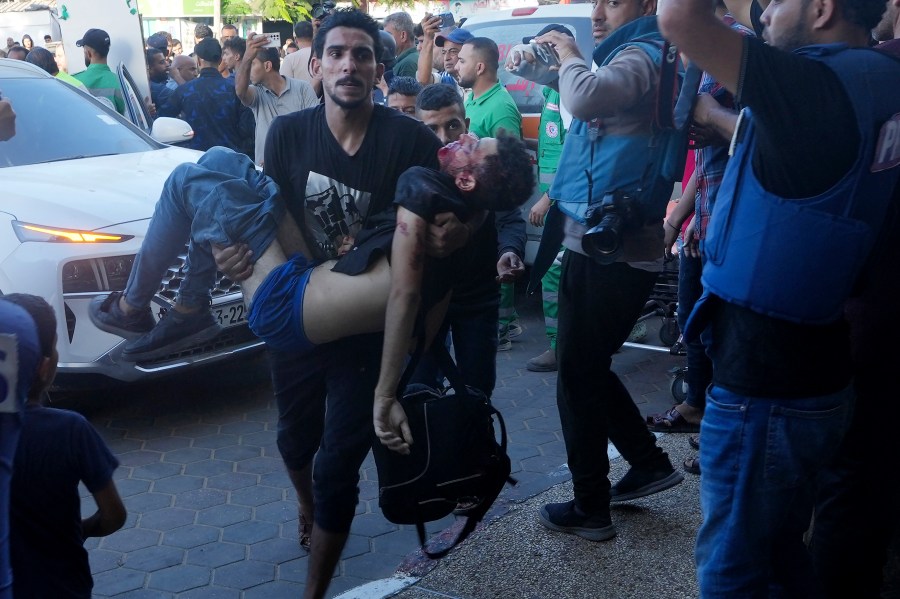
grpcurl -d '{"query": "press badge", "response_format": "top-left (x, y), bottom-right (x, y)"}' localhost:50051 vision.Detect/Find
top-left (871, 112), bottom-right (900, 172)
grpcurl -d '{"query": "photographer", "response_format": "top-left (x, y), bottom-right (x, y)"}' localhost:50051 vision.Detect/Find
top-left (525, 0), bottom-right (682, 541)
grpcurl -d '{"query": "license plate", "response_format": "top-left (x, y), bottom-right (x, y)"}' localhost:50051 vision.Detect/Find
top-left (213, 300), bottom-right (247, 328)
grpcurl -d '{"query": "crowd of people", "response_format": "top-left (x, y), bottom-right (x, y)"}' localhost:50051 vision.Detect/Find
top-left (2, 0), bottom-right (899, 596)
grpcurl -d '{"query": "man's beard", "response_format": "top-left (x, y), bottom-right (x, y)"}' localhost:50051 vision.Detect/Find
top-left (457, 73), bottom-right (474, 88)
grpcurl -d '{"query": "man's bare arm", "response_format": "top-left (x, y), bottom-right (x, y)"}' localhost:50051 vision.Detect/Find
top-left (417, 15), bottom-right (442, 86)
top-left (373, 207), bottom-right (428, 454)
top-left (236, 35), bottom-right (267, 107)
top-left (659, 0), bottom-right (744, 94)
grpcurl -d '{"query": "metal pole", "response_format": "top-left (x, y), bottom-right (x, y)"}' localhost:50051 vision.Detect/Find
top-left (214, 0), bottom-right (222, 37)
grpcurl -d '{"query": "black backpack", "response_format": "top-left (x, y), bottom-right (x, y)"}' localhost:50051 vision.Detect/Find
top-left (372, 342), bottom-right (514, 559)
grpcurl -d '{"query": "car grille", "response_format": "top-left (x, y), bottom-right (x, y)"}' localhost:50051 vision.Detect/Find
top-left (62, 245), bottom-right (241, 301)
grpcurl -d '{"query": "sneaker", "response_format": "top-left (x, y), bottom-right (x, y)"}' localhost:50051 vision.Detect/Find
top-left (121, 308), bottom-right (222, 361)
top-left (609, 464), bottom-right (684, 504)
top-left (507, 321), bottom-right (523, 339)
top-left (497, 336), bottom-right (512, 352)
top-left (626, 321), bottom-right (648, 343)
top-left (88, 292), bottom-right (155, 339)
top-left (538, 500), bottom-right (616, 542)
top-left (526, 348), bottom-right (557, 372)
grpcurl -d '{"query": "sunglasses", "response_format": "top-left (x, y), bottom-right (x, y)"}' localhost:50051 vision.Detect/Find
top-left (311, 1), bottom-right (336, 20)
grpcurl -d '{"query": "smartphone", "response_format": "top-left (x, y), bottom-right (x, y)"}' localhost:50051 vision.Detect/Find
top-left (438, 12), bottom-right (455, 29)
top-left (262, 32), bottom-right (281, 49)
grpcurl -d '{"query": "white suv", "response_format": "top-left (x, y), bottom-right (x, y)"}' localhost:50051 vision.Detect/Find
top-left (0, 59), bottom-right (264, 389)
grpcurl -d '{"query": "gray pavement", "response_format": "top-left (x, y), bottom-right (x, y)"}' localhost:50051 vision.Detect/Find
top-left (59, 286), bottom-right (693, 598)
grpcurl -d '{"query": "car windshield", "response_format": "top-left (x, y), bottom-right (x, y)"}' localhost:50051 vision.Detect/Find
top-left (0, 77), bottom-right (156, 168)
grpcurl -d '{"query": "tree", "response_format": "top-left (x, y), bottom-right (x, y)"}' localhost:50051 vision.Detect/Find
top-left (251, 0), bottom-right (313, 22)
top-left (222, 0), bottom-right (253, 17)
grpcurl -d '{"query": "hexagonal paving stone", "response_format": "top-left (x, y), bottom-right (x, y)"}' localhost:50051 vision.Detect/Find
top-left (122, 544), bottom-right (185, 572)
top-left (239, 430), bottom-right (277, 447)
top-left (184, 459), bottom-right (235, 477)
top-left (213, 559), bottom-right (275, 590)
top-left (91, 567), bottom-right (146, 596)
top-left (142, 436), bottom-right (193, 452)
top-left (276, 556), bottom-right (309, 584)
top-left (175, 488), bottom-right (228, 510)
top-left (100, 527), bottom-right (161, 552)
top-left (116, 478), bottom-right (152, 498)
top-left (172, 423), bottom-right (219, 438)
top-left (125, 491), bottom-right (173, 513)
top-left (222, 520), bottom-right (279, 545)
top-left (207, 472), bottom-right (259, 491)
top-left (258, 470), bottom-right (292, 489)
top-left (370, 528), bottom-right (421, 557)
top-left (178, 585), bottom-right (241, 599)
top-left (105, 438), bottom-right (144, 454)
top-left (507, 428), bottom-right (558, 446)
top-left (341, 551), bottom-right (400, 581)
top-left (148, 563), bottom-right (211, 593)
top-left (192, 433), bottom-right (240, 450)
top-left (89, 548), bottom-right (124, 575)
top-left (235, 456), bottom-right (283, 475)
top-left (132, 462), bottom-right (184, 480)
top-left (525, 414), bottom-right (563, 431)
top-left (196, 504), bottom-right (252, 527)
top-left (248, 537), bottom-right (306, 564)
top-left (348, 513), bottom-right (398, 538)
top-left (229, 484), bottom-right (283, 507)
top-left (254, 500), bottom-right (298, 524)
top-left (213, 444), bottom-right (261, 462)
top-left (163, 447), bottom-right (213, 464)
top-left (162, 524), bottom-right (220, 549)
top-left (506, 442), bottom-right (541, 462)
top-left (339, 534), bottom-right (371, 559)
top-left (139, 507), bottom-right (197, 531)
top-left (219, 420), bottom-right (266, 435)
top-left (186, 541), bottom-right (246, 568)
top-left (243, 580), bottom-right (305, 598)
top-left (152, 475), bottom-right (205, 495)
top-left (117, 450), bottom-right (164, 467)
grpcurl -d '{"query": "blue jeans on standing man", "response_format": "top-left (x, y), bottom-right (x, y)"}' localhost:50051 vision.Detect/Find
top-left (696, 384), bottom-right (853, 598)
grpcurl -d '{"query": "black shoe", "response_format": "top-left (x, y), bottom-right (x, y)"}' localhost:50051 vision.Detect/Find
top-left (538, 500), bottom-right (616, 542)
top-left (609, 465), bottom-right (684, 504)
top-left (121, 308), bottom-right (222, 361)
top-left (88, 292), bottom-right (155, 339)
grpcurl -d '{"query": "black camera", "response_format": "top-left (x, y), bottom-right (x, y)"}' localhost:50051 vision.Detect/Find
top-left (582, 191), bottom-right (641, 264)
top-left (312, 1), bottom-right (335, 20)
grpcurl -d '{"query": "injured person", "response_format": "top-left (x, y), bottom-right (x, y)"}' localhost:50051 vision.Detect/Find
top-left (89, 135), bottom-right (532, 425)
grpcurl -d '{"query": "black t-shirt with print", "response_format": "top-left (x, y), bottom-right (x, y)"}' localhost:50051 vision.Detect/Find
top-left (264, 104), bottom-right (442, 263)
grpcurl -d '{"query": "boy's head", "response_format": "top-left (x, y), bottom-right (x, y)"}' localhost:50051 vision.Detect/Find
top-left (386, 76), bottom-right (422, 116)
top-left (438, 131), bottom-right (534, 211)
top-left (0, 293), bottom-right (58, 399)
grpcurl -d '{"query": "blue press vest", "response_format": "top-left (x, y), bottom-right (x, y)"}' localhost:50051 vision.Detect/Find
top-left (700, 44), bottom-right (900, 325)
top-left (551, 16), bottom-right (677, 226)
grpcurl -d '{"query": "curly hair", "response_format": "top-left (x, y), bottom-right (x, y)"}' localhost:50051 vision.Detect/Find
top-left (313, 8), bottom-right (382, 61)
top-left (476, 132), bottom-right (535, 212)
top-left (840, 0), bottom-right (888, 30)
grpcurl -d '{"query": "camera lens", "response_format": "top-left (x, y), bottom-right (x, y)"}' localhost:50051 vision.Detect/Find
top-left (582, 213), bottom-right (623, 264)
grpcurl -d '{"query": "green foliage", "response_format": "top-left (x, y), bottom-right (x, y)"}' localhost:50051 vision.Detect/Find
top-left (251, 0), bottom-right (313, 22)
top-left (222, 0), bottom-right (253, 16)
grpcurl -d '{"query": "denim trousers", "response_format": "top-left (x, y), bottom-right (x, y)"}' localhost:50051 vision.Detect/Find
top-left (124, 147), bottom-right (282, 310)
top-left (677, 247), bottom-right (713, 410)
top-left (557, 251), bottom-right (669, 513)
top-left (696, 384), bottom-right (853, 598)
top-left (409, 297), bottom-right (499, 395)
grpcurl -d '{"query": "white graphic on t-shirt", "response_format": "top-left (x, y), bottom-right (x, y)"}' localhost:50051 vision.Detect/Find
top-left (305, 171), bottom-right (372, 258)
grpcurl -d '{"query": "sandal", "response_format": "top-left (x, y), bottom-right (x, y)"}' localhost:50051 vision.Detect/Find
top-left (688, 434), bottom-right (700, 450)
top-left (646, 406), bottom-right (701, 433)
top-left (298, 511), bottom-right (311, 552)
top-left (683, 456), bottom-right (701, 475)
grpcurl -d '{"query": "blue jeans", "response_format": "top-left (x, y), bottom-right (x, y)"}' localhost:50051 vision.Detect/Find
top-left (409, 297), bottom-right (499, 396)
top-left (677, 247), bottom-right (712, 410)
top-left (123, 147), bottom-right (283, 310)
top-left (696, 384), bottom-right (853, 598)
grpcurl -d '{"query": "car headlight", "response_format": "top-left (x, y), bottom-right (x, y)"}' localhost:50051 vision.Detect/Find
top-left (12, 220), bottom-right (134, 243)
